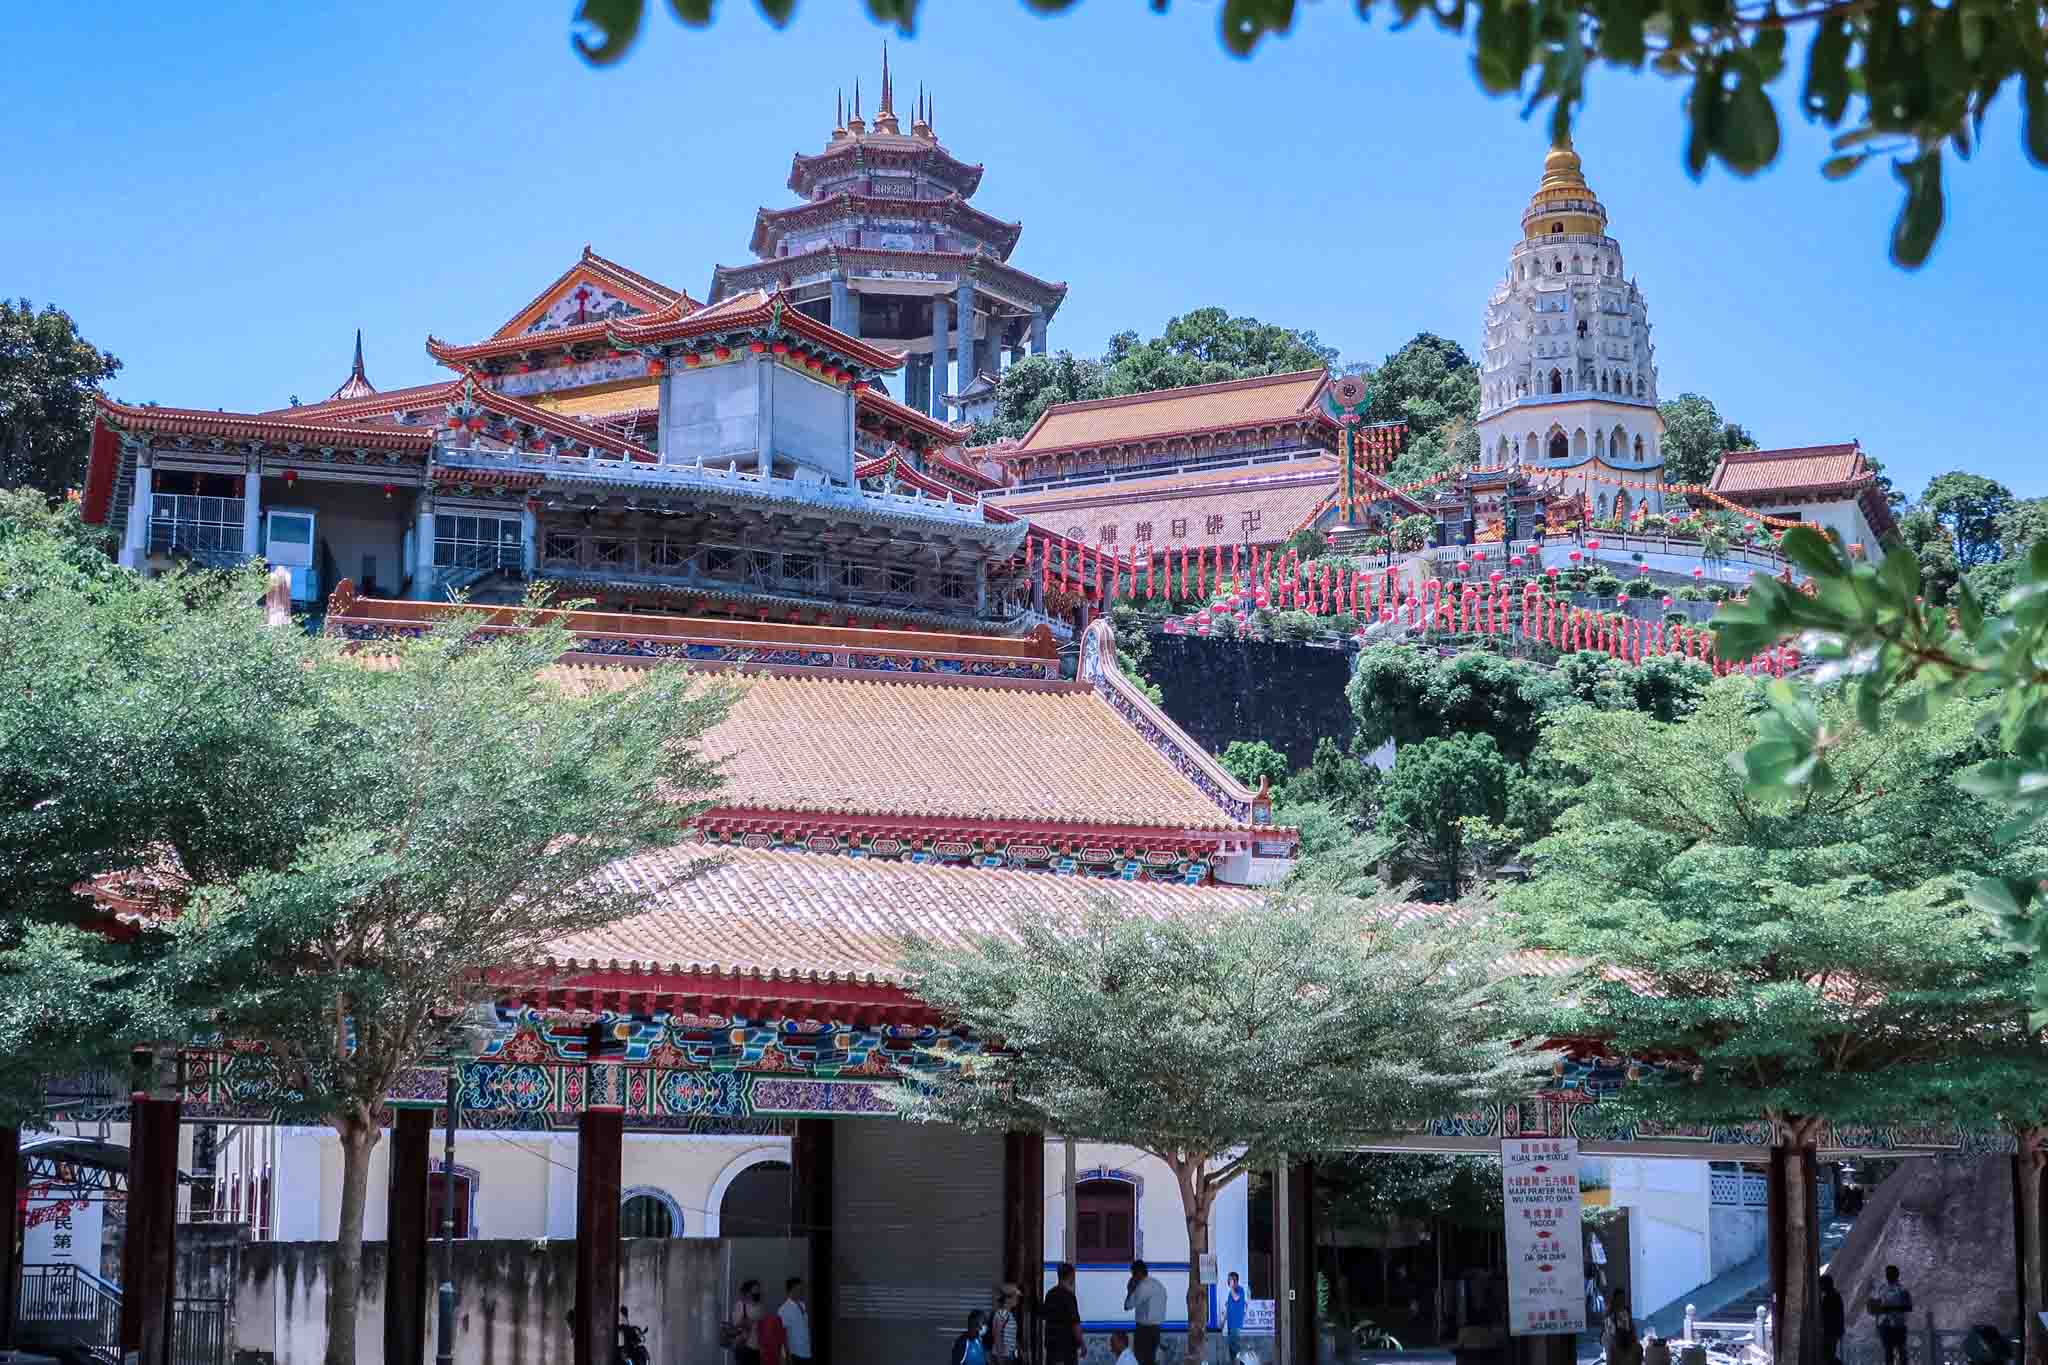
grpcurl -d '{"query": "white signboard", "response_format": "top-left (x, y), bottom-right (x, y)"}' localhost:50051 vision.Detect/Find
top-left (24, 1179), bottom-right (104, 1274)
top-left (1244, 1300), bottom-right (1276, 1333)
top-left (1501, 1138), bottom-right (1586, 1336)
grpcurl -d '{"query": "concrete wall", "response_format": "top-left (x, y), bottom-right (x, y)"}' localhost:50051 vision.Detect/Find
top-left (1603, 1159), bottom-right (1713, 1318)
top-left (1708, 1206), bottom-right (1767, 1278)
top-left (233, 1237), bottom-right (725, 1365)
top-left (1148, 634), bottom-right (1356, 771)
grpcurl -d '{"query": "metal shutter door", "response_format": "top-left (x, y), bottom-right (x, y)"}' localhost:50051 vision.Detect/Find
top-left (833, 1118), bottom-right (1004, 1363)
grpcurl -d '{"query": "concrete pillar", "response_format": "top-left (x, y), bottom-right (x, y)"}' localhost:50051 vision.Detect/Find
top-left (412, 502), bottom-right (437, 602)
top-left (574, 1035), bottom-right (625, 1365)
top-left (121, 459), bottom-right (153, 569)
top-left (0, 1125), bottom-right (18, 1351)
top-left (929, 297), bottom-right (951, 420)
top-left (242, 463), bottom-right (262, 564)
top-left (1004, 1132), bottom-right (1047, 1359)
top-left (1030, 307), bottom-right (1048, 356)
top-left (383, 1109), bottom-right (432, 1365)
top-left (953, 281), bottom-right (976, 418)
top-left (2015, 1138), bottom-right (2046, 1364)
top-left (1281, 1159), bottom-right (1316, 1365)
top-left (829, 272), bottom-right (855, 338)
top-left (520, 504), bottom-right (538, 580)
top-left (119, 1047), bottom-right (182, 1365)
top-left (792, 1119), bottom-right (834, 1363)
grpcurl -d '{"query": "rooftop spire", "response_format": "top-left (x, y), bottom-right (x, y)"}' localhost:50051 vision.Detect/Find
top-left (913, 81), bottom-right (932, 139)
top-left (832, 88), bottom-right (847, 140)
top-left (874, 43), bottom-right (900, 133)
top-left (847, 77), bottom-right (865, 134)
top-left (327, 328), bottom-right (377, 402)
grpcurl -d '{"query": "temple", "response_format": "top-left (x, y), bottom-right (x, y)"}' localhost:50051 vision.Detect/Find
top-left (708, 47), bottom-right (1066, 419)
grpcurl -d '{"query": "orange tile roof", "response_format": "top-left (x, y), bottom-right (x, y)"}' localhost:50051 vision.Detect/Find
top-left (993, 461), bottom-right (1342, 553)
top-left (536, 382), bottom-right (661, 419)
top-left (1708, 443), bottom-right (1869, 495)
top-left (704, 671), bottom-right (1254, 830)
top-left (1013, 370), bottom-right (1330, 455)
top-left (543, 845), bottom-right (1267, 985)
top-left (257, 380), bottom-right (457, 422)
top-left (94, 396), bottom-right (435, 452)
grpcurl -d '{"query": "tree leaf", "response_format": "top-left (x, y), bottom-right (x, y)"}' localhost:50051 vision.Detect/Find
top-left (1821, 152), bottom-right (1869, 180)
top-left (1718, 76), bottom-right (1781, 176)
top-left (1889, 149), bottom-right (1946, 269)
top-left (574, 0), bottom-right (646, 64)
top-left (1779, 526), bottom-right (1844, 581)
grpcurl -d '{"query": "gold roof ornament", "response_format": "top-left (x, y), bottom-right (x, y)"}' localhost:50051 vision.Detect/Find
top-left (1520, 134), bottom-right (1609, 239)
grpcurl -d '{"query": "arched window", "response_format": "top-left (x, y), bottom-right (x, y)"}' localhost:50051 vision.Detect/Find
top-left (1635, 376), bottom-right (1646, 398)
top-left (621, 1188), bottom-right (683, 1239)
top-left (1598, 372), bottom-right (1608, 393)
top-left (1076, 1178), bottom-right (1138, 1263)
top-left (1549, 369), bottom-right (1563, 395)
top-left (719, 1160), bottom-right (793, 1237)
top-left (1548, 431), bottom-right (1569, 462)
top-left (1554, 259), bottom-right (1564, 274)
top-left (1612, 425), bottom-right (1628, 457)
top-left (1573, 429), bottom-right (1589, 458)
top-left (1634, 435), bottom-right (1646, 462)
top-left (1593, 430), bottom-right (1605, 458)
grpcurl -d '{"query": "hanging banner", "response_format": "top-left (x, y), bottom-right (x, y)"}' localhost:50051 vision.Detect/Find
top-left (1502, 1137), bottom-right (1586, 1336)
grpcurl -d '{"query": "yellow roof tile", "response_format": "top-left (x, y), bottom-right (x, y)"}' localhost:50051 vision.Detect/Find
top-left (1016, 370), bottom-right (1329, 453)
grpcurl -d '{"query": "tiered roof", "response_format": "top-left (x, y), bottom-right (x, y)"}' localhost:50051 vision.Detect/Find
top-left (750, 193), bottom-right (1023, 260)
top-left (1004, 370), bottom-right (1333, 460)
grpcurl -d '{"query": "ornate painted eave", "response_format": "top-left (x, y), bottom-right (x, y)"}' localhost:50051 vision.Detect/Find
top-left (709, 248), bottom-right (1068, 316)
top-left (785, 139), bottom-right (985, 199)
top-left (749, 191), bottom-right (1024, 259)
top-left (608, 289), bottom-right (906, 376)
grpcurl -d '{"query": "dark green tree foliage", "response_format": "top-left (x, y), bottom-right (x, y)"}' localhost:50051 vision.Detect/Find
top-left (1554, 649), bottom-right (1713, 722)
top-left (974, 351), bottom-right (1106, 443)
top-left (1920, 470), bottom-right (2015, 566)
top-left (1890, 506), bottom-right (1964, 605)
top-left (1377, 732), bottom-right (1521, 898)
top-left (1655, 392), bottom-right (1757, 488)
top-left (0, 492), bottom-right (341, 1121)
top-left (572, 0), bottom-right (2048, 266)
top-left (0, 300), bottom-right (122, 497)
top-left (1348, 646), bottom-right (1563, 765)
top-left (1365, 334), bottom-right (1482, 489)
top-left (1219, 738), bottom-right (1290, 789)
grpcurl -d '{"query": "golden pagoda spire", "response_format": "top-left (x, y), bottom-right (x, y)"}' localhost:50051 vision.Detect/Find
top-left (912, 81), bottom-right (933, 139)
top-left (847, 77), bottom-right (865, 135)
top-left (831, 88), bottom-right (847, 141)
top-left (874, 42), bottom-right (900, 133)
top-left (1520, 133), bottom-right (1608, 240)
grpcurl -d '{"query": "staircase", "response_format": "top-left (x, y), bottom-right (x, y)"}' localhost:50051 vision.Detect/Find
top-left (1644, 1216), bottom-right (1859, 1337)
top-left (14, 1265), bottom-right (228, 1365)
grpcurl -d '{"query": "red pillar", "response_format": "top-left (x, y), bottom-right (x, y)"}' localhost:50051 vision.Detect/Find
top-left (574, 1045), bottom-right (624, 1365)
top-left (1004, 1131), bottom-right (1047, 1364)
top-left (384, 1109), bottom-right (432, 1365)
top-left (1, 1125), bottom-right (20, 1352)
top-left (118, 1048), bottom-right (182, 1365)
top-left (792, 1119), bottom-right (835, 1364)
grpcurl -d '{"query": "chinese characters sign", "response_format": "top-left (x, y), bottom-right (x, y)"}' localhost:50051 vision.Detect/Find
top-left (1501, 1138), bottom-right (1586, 1336)
top-left (24, 1179), bottom-right (103, 1276)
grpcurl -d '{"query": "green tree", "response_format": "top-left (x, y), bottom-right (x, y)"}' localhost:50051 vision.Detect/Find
top-left (1655, 393), bottom-right (1757, 488)
top-left (1509, 681), bottom-right (2048, 1364)
top-left (1889, 505), bottom-right (1964, 604)
top-left (1392, 513), bottom-right (1436, 552)
top-left (0, 300), bottom-right (123, 496)
top-left (1277, 735), bottom-right (1379, 814)
top-left (0, 494), bottom-right (345, 1120)
top-left (1376, 732), bottom-right (1522, 898)
top-left (974, 350), bottom-right (1107, 442)
top-left (896, 850), bottom-right (1542, 1363)
top-left (1920, 470), bottom-right (2015, 566)
top-left (1219, 738), bottom-right (1290, 789)
top-left (571, 0), bottom-right (2042, 266)
top-left (1555, 649), bottom-right (1714, 722)
top-left (1349, 646), bottom-right (1564, 765)
top-left (1364, 334), bottom-right (1482, 488)
top-left (165, 602), bottom-right (732, 1365)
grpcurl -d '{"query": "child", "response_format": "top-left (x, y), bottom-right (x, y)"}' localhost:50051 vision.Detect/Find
top-left (1109, 1330), bottom-right (1139, 1365)
top-left (951, 1310), bottom-right (989, 1365)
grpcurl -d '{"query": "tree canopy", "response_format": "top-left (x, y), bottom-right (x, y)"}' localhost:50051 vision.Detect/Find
top-left (1, 300), bottom-right (122, 498)
top-left (569, 0), bottom-right (2048, 267)
top-left (1364, 334), bottom-right (1481, 489)
top-left (1656, 392), bottom-right (1756, 488)
top-left (1920, 470), bottom-right (2016, 566)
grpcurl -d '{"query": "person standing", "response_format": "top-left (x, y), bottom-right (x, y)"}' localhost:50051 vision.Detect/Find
top-left (1223, 1271), bottom-right (1248, 1364)
top-left (950, 1310), bottom-right (989, 1365)
top-left (729, 1280), bottom-right (764, 1365)
top-left (1043, 1262), bottom-right (1083, 1365)
top-left (988, 1283), bottom-right (1022, 1365)
top-left (1124, 1260), bottom-right (1167, 1365)
top-left (1107, 1330), bottom-right (1139, 1365)
top-left (778, 1277), bottom-right (813, 1365)
top-left (1869, 1265), bottom-right (1912, 1365)
top-left (1819, 1274), bottom-right (1846, 1365)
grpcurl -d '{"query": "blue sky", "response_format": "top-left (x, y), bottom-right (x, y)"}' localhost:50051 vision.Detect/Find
top-left (6, 2), bottom-right (2043, 499)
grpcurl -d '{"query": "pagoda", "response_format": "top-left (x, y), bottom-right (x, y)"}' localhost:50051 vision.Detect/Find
top-left (707, 47), bottom-right (1068, 420)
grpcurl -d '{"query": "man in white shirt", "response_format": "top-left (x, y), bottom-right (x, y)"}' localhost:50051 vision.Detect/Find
top-left (1109, 1330), bottom-right (1139, 1365)
top-left (1124, 1260), bottom-right (1168, 1365)
top-left (778, 1277), bottom-right (813, 1365)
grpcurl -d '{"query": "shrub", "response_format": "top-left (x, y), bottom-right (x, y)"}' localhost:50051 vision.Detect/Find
top-left (1586, 571), bottom-right (1623, 597)
top-left (1677, 586), bottom-right (1706, 602)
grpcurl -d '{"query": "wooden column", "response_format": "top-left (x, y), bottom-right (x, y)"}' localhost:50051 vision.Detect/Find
top-left (2014, 1133), bottom-right (2046, 1361)
top-left (118, 1048), bottom-right (182, 1365)
top-left (1767, 1130), bottom-right (1822, 1365)
top-left (792, 1119), bottom-right (835, 1364)
top-left (1, 1125), bottom-right (20, 1352)
top-left (384, 1109), bottom-right (433, 1365)
top-left (1005, 1131), bottom-right (1047, 1364)
top-left (574, 1039), bottom-right (624, 1365)
top-left (1286, 1159), bottom-right (1317, 1365)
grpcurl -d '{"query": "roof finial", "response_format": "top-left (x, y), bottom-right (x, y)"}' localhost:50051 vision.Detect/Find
top-left (351, 328), bottom-right (365, 378)
top-left (847, 76), bottom-right (865, 134)
top-left (874, 41), bottom-right (900, 132)
top-left (327, 328), bottom-right (377, 402)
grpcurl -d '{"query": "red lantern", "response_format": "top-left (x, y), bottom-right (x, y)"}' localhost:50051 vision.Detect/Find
top-left (1510, 555), bottom-right (1524, 567)
top-left (1587, 538), bottom-right (1602, 550)
top-left (1545, 566), bottom-right (1560, 578)
top-left (1661, 596), bottom-right (1674, 608)
top-left (684, 353), bottom-right (702, 367)
top-left (750, 342), bottom-right (768, 354)
top-left (445, 415), bottom-right (463, 430)
top-left (1692, 567), bottom-right (1704, 578)
top-left (382, 483), bottom-right (395, 500)
top-left (1489, 570), bottom-right (1503, 584)
top-left (1616, 593), bottom-right (1630, 606)
top-left (646, 358), bottom-right (666, 376)
top-left (1569, 550), bottom-right (1582, 563)
top-left (283, 469), bottom-right (298, 485)
top-left (771, 342), bottom-right (790, 355)
top-left (714, 346), bottom-right (732, 361)
top-left (466, 417), bottom-right (484, 432)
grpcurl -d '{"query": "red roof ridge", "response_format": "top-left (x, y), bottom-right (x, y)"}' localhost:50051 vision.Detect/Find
top-left (256, 378), bottom-right (461, 421)
top-left (94, 395), bottom-right (437, 449)
top-left (1719, 442), bottom-right (1861, 462)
